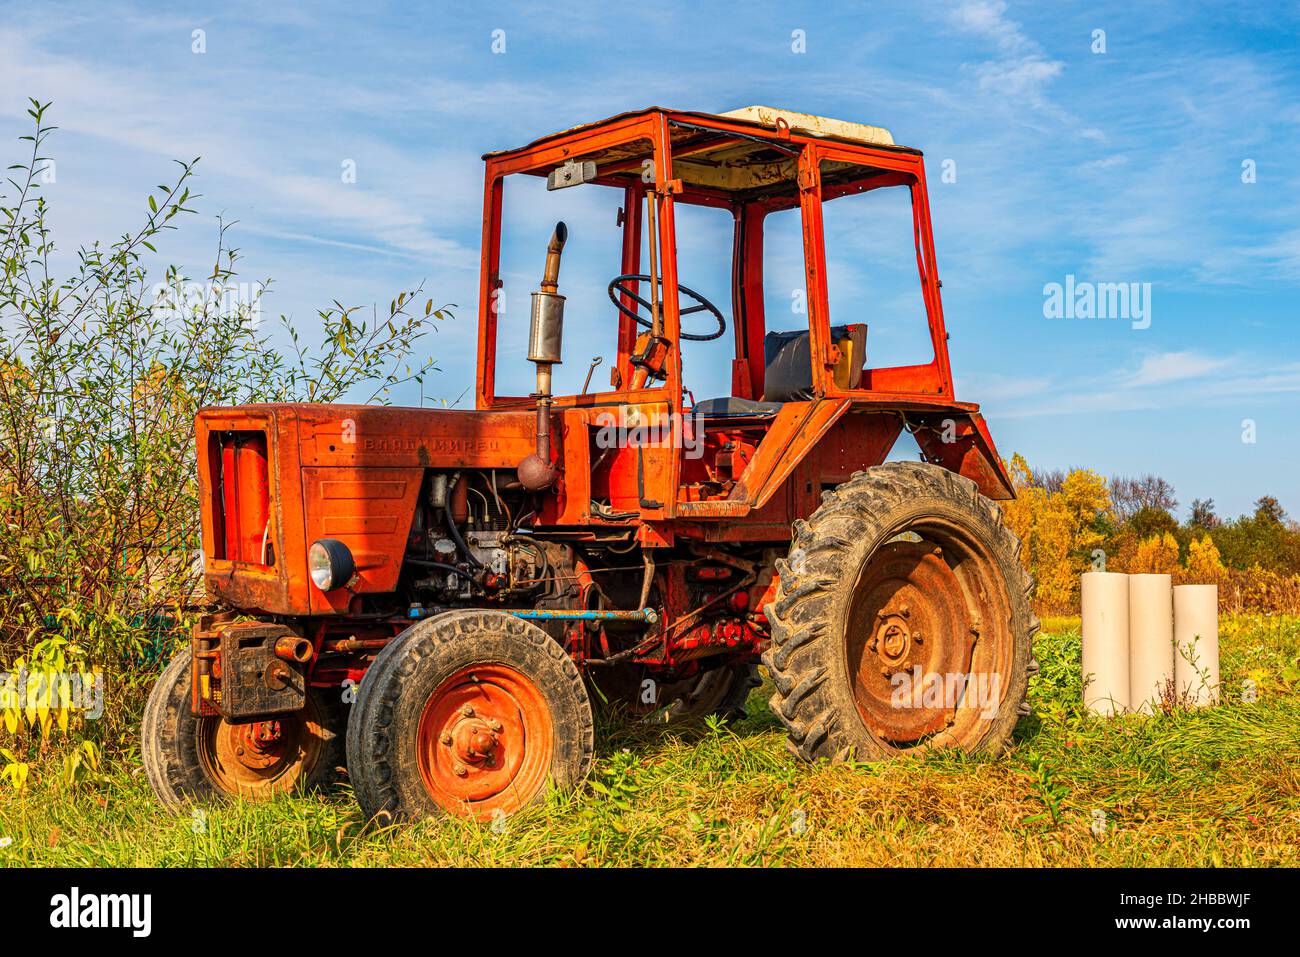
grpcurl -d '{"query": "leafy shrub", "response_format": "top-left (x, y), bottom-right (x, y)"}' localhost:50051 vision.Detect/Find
top-left (0, 101), bottom-right (448, 773)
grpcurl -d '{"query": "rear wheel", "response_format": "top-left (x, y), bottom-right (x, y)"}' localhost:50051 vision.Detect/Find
top-left (141, 650), bottom-right (344, 810)
top-left (762, 461), bottom-right (1037, 762)
top-left (347, 610), bottom-right (594, 823)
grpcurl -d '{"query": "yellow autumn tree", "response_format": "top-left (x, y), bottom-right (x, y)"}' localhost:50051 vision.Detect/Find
top-left (1000, 454), bottom-right (1043, 566)
top-left (1185, 535), bottom-right (1225, 583)
top-left (999, 454), bottom-right (1111, 612)
top-left (1060, 468), bottom-right (1110, 561)
top-left (1129, 532), bottom-right (1180, 575)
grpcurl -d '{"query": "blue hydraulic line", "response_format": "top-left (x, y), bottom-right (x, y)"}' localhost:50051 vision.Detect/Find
top-left (505, 607), bottom-right (660, 624)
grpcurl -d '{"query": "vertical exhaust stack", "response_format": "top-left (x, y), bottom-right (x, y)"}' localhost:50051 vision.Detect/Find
top-left (518, 222), bottom-right (567, 491)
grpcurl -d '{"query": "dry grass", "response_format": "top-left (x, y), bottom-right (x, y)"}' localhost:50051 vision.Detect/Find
top-left (1, 615), bottom-right (1297, 867)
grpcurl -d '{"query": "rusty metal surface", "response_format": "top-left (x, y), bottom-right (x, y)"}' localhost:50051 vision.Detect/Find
top-left (481, 107), bottom-right (920, 161)
top-left (911, 410), bottom-right (1015, 501)
top-left (196, 404), bottom-right (539, 615)
top-left (209, 621), bottom-right (306, 720)
top-left (415, 664), bottom-right (555, 820)
top-left (195, 690), bottom-right (326, 798)
top-left (845, 540), bottom-right (973, 745)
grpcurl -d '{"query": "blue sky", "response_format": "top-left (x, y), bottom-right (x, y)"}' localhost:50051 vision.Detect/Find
top-left (2, 0), bottom-right (1297, 520)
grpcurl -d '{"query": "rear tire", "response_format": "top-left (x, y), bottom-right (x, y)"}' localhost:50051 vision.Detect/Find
top-left (346, 610), bottom-right (594, 823)
top-left (761, 461), bottom-right (1037, 762)
top-left (141, 649), bottom-right (344, 811)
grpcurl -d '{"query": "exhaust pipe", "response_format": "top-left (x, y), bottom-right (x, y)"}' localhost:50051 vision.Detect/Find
top-left (540, 221), bottom-right (566, 295)
top-left (519, 222), bottom-right (567, 491)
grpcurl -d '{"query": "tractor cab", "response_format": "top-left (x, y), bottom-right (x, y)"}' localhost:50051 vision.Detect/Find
top-left (477, 107), bottom-right (1005, 524)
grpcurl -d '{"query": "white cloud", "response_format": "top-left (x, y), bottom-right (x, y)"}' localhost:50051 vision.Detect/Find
top-left (987, 351), bottom-right (1299, 422)
top-left (975, 56), bottom-right (1063, 101)
top-left (955, 372), bottom-right (1050, 403)
top-left (1125, 351), bottom-right (1231, 387)
top-left (950, 1), bottom-right (1030, 53)
top-left (1080, 155), bottom-right (1129, 173)
top-left (946, 0), bottom-right (1064, 110)
top-left (0, 26), bottom-right (479, 266)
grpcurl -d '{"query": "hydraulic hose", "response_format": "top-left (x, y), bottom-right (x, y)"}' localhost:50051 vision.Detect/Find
top-left (443, 506), bottom-right (483, 568)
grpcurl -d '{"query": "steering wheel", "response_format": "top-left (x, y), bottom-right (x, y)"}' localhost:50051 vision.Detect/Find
top-left (607, 274), bottom-right (727, 342)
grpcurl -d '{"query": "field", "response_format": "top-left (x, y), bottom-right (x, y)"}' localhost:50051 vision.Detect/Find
top-left (1, 615), bottom-right (1297, 867)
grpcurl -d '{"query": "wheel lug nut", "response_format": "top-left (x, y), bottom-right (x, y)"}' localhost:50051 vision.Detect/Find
top-left (440, 732), bottom-right (453, 746)
top-left (453, 763), bottom-right (468, 777)
top-left (488, 719), bottom-right (503, 732)
top-left (460, 704), bottom-right (475, 717)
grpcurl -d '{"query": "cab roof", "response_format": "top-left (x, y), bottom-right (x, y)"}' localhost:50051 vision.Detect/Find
top-left (483, 107), bottom-right (920, 200)
top-left (483, 106), bottom-right (917, 159)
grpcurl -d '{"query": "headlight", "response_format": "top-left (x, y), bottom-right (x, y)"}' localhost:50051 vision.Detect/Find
top-left (308, 539), bottom-right (355, 591)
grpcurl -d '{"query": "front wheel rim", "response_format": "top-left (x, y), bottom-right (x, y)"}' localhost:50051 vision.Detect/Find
top-left (196, 694), bottom-right (324, 797)
top-left (415, 664), bottom-right (554, 819)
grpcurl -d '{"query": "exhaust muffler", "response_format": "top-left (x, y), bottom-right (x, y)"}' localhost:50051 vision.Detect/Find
top-left (518, 222), bottom-right (567, 491)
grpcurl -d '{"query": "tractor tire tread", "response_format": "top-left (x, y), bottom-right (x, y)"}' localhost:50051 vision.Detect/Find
top-left (761, 461), bottom-right (1038, 764)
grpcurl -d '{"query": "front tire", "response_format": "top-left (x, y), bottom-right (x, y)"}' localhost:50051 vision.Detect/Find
top-left (761, 462), bottom-right (1038, 762)
top-left (141, 650), bottom-right (344, 811)
top-left (346, 610), bottom-right (594, 823)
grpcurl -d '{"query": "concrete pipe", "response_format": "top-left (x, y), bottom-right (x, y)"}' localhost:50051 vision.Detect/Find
top-left (1128, 573), bottom-right (1174, 715)
top-left (1173, 584), bottom-right (1219, 707)
top-left (1081, 572), bottom-right (1130, 716)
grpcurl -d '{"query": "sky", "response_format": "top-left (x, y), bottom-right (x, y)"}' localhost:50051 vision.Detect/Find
top-left (2, 0), bottom-right (1297, 520)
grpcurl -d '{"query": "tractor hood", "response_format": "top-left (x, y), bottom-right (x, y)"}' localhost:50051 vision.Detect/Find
top-left (195, 403), bottom-right (540, 615)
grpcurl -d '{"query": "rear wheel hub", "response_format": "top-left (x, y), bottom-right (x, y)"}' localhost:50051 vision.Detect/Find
top-left (847, 537), bottom-right (1003, 748)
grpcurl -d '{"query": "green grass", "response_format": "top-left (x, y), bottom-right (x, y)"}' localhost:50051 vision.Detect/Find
top-left (2, 615), bottom-right (1298, 867)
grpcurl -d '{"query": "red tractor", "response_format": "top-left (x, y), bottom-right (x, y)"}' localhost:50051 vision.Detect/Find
top-left (142, 107), bottom-right (1037, 822)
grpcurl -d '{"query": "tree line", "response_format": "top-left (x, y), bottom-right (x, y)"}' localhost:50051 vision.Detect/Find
top-left (1000, 454), bottom-right (1300, 614)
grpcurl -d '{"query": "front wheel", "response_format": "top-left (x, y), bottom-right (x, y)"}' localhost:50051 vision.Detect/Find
top-left (141, 650), bottom-right (344, 810)
top-left (346, 610), bottom-right (594, 823)
top-left (762, 461), bottom-right (1038, 762)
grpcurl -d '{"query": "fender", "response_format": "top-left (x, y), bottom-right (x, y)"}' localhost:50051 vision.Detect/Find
top-left (909, 409), bottom-right (1015, 501)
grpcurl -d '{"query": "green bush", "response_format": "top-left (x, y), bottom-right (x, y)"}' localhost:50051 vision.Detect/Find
top-left (0, 101), bottom-right (448, 768)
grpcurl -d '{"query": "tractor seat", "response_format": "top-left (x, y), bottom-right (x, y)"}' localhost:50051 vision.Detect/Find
top-left (692, 396), bottom-right (783, 417)
top-left (693, 323), bottom-right (868, 418)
